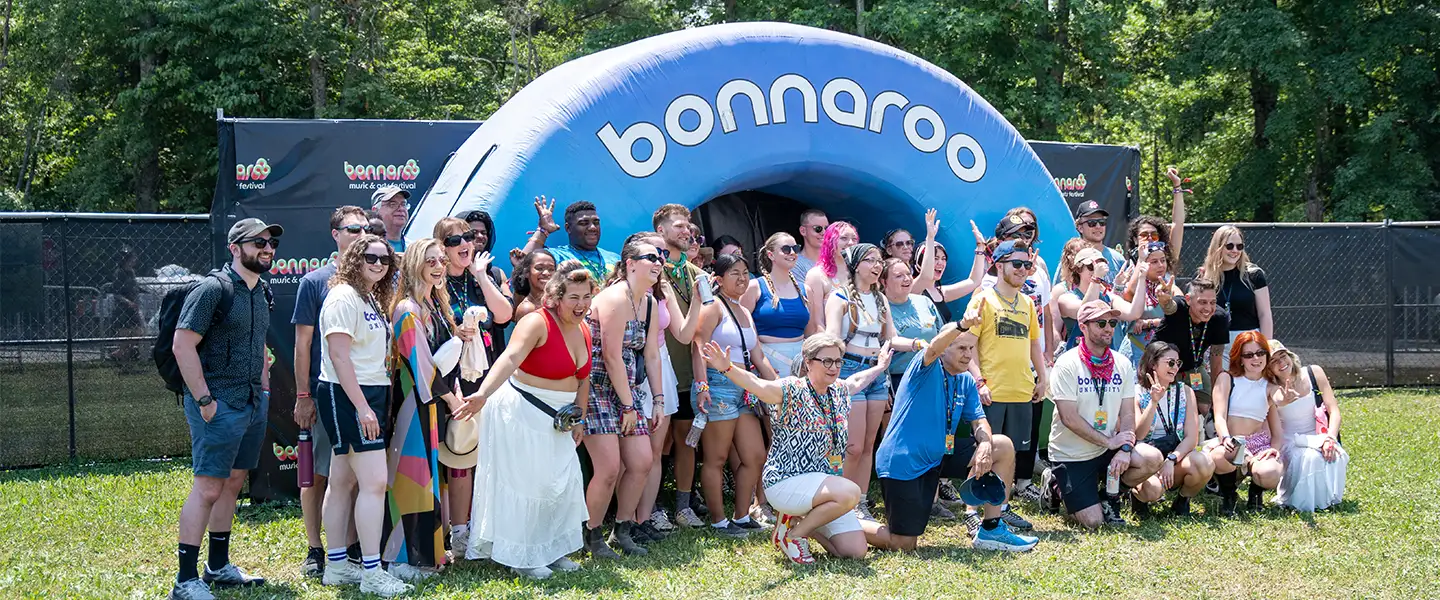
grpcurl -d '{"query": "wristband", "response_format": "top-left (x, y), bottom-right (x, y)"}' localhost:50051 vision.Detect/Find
top-left (619, 403), bottom-right (636, 414)
top-left (720, 364), bottom-right (734, 375)
top-left (296, 392), bottom-right (312, 399)
top-left (693, 382), bottom-right (710, 394)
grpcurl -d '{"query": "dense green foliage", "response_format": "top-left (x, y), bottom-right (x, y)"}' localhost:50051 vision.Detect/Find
top-left (1, 0), bottom-right (1436, 220)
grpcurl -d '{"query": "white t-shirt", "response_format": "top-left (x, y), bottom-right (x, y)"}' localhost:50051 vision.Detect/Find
top-left (319, 283), bottom-right (391, 387)
top-left (1046, 346), bottom-right (1137, 462)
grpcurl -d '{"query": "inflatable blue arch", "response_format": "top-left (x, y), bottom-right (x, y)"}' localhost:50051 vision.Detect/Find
top-left (410, 22), bottom-right (1070, 274)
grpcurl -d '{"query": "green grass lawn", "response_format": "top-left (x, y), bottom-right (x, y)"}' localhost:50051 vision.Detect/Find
top-left (2, 390), bottom-right (1437, 599)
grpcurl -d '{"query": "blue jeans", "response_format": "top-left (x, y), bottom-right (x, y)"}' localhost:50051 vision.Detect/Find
top-left (697, 368), bottom-right (756, 422)
top-left (183, 390), bottom-right (268, 479)
top-left (841, 355), bottom-right (888, 400)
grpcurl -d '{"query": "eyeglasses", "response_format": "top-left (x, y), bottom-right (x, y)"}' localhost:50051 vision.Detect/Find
top-left (890, 239), bottom-right (914, 248)
top-left (424, 256), bottom-right (449, 267)
top-left (634, 253), bottom-right (664, 264)
top-left (443, 231), bottom-right (478, 247)
top-left (1240, 350), bottom-right (1266, 359)
top-left (236, 237), bottom-right (280, 250)
top-left (1225, 242), bottom-right (1245, 251)
top-left (1002, 260), bottom-right (1034, 270)
top-left (379, 199), bottom-right (409, 210)
top-left (1163, 358), bottom-right (1179, 368)
top-left (777, 244), bottom-right (802, 255)
top-left (362, 253), bottom-right (393, 266)
top-left (860, 256), bottom-right (881, 264)
top-left (1082, 219), bottom-right (1106, 228)
top-left (1086, 319), bottom-right (1119, 328)
top-left (336, 225), bottom-right (366, 234)
top-left (809, 357), bottom-right (843, 369)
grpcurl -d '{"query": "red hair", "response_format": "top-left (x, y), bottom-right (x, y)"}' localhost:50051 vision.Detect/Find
top-left (1227, 331), bottom-right (1271, 378)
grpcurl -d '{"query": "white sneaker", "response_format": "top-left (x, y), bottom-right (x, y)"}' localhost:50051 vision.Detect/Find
top-left (675, 507), bottom-right (706, 528)
top-left (360, 567), bottom-right (414, 597)
top-left (321, 560), bottom-right (363, 586)
top-left (649, 508), bottom-right (678, 531)
top-left (749, 503), bottom-right (776, 526)
top-left (387, 562), bottom-right (437, 582)
top-left (548, 556), bottom-right (581, 572)
top-left (512, 565), bottom-right (553, 579)
top-left (449, 525), bottom-right (470, 558)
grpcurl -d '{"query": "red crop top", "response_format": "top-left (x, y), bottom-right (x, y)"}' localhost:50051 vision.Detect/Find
top-left (519, 308), bottom-right (593, 380)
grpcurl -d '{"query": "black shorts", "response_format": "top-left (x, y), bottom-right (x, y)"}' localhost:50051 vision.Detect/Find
top-left (674, 390), bottom-right (694, 421)
top-left (1053, 450), bottom-right (1118, 514)
top-left (317, 381), bottom-right (390, 455)
top-left (879, 438), bottom-right (978, 537)
top-left (983, 402), bottom-right (1034, 451)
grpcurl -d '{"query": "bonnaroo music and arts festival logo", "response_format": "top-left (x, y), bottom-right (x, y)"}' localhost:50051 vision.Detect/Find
top-left (1053, 173), bottom-right (1088, 199)
top-left (344, 159), bottom-right (421, 192)
top-left (235, 158), bottom-right (271, 190)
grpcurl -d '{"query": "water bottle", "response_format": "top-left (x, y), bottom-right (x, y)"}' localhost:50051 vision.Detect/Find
top-left (1104, 469), bottom-right (1119, 496)
top-left (297, 429), bottom-right (314, 488)
top-left (695, 273), bottom-right (715, 305)
top-left (685, 412), bottom-right (707, 448)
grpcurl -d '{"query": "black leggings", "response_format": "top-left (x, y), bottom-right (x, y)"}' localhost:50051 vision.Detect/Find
top-left (1015, 402), bottom-right (1046, 481)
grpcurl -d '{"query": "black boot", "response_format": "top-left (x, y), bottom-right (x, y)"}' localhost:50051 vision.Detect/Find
top-left (608, 521), bottom-right (649, 556)
top-left (1130, 493), bottom-right (1153, 521)
top-left (1218, 471), bottom-right (1238, 517)
top-left (1170, 495), bottom-right (1192, 517)
top-left (1246, 481), bottom-right (1266, 512)
top-left (585, 524), bottom-right (621, 559)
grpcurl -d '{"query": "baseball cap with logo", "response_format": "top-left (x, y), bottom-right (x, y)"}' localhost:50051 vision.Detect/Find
top-left (370, 185), bottom-right (411, 208)
top-left (226, 218), bottom-right (284, 245)
top-left (1076, 200), bottom-right (1108, 219)
top-left (995, 214), bottom-right (1035, 239)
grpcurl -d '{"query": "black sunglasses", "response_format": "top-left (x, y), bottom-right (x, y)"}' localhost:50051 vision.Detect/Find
top-left (811, 225), bottom-right (825, 234)
top-left (236, 237), bottom-right (280, 250)
top-left (336, 225), bottom-right (366, 234)
top-left (443, 231), bottom-right (478, 247)
top-left (1009, 228), bottom-right (1037, 240)
top-left (1225, 242), bottom-right (1245, 251)
top-left (1002, 259), bottom-right (1034, 270)
top-left (1082, 219), bottom-right (1106, 228)
top-left (778, 244), bottom-right (803, 255)
top-left (634, 253), bottom-right (665, 264)
top-left (692, 235), bottom-right (706, 246)
top-left (1087, 319), bottom-right (1119, 328)
top-left (1240, 350), bottom-right (1267, 359)
top-left (362, 253), bottom-right (393, 266)
top-left (365, 225), bottom-right (386, 236)
top-left (809, 357), bottom-right (843, 369)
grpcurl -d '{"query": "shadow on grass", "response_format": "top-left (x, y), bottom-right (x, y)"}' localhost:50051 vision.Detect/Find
top-left (0, 457), bottom-right (185, 483)
top-left (236, 499), bottom-right (303, 525)
top-left (216, 581), bottom-right (303, 600)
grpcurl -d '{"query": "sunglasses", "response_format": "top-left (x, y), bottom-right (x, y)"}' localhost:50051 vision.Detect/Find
top-left (809, 357), bottom-right (843, 369)
top-left (1225, 242), bottom-right (1245, 251)
top-left (1240, 350), bottom-right (1267, 359)
top-left (811, 225), bottom-right (825, 234)
top-left (1082, 263), bottom-right (1096, 271)
top-left (336, 225), bottom-right (366, 234)
top-left (443, 231), bottom-right (478, 247)
top-left (634, 253), bottom-right (665, 264)
top-left (777, 244), bottom-right (803, 255)
top-left (1137, 231), bottom-right (1159, 242)
top-left (236, 237), bottom-right (280, 250)
top-left (362, 253), bottom-right (393, 266)
top-left (1147, 241), bottom-right (1169, 253)
top-left (1087, 319), bottom-right (1119, 328)
top-left (1082, 219), bottom-right (1106, 228)
top-left (424, 256), bottom-right (450, 267)
top-left (1163, 358), bottom-right (1179, 368)
top-left (890, 239), bottom-right (914, 248)
top-left (1002, 259), bottom-right (1034, 270)
top-left (691, 235), bottom-right (706, 246)
top-left (1009, 228), bottom-right (1037, 240)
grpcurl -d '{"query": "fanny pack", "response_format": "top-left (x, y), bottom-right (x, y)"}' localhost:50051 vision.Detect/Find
top-left (515, 384), bottom-right (583, 432)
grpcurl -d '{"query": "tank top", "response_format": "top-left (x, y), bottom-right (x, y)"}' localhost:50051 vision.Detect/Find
top-left (712, 298), bottom-right (758, 364)
top-left (1227, 374), bottom-right (1269, 422)
top-left (923, 287), bottom-right (953, 323)
top-left (1277, 375), bottom-right (1318, 436)
top-left (518, 309), bottom-right (593, 380)
top-left (837, 290), bottom-right (884, 349)
top-left (753, 276), bottom-right (809, 339)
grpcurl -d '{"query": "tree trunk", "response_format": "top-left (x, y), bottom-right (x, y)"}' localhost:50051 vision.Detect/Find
top-left (2, 0), bottom-right (13, 69)
top-left (1304, 103), bottom-right (1329, 221)
top-left (134, 11), bottom-right (161, 213)
top-left (308, 1), bottom-right (327, 118)
top-left (1249, 66), bottom-right (1278, 221)
top-left (1038, 0), bottom-right (1069, 138)
top-left (856, 0), bottom-right (865, 37)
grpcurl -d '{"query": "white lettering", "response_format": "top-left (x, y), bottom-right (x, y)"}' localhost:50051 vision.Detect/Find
top-left (717, 79), bottom-right (770, 133)
top-left (769, 74), bottom-right (818, 124)
top-left (868, 91), bottom-right (909, 134)
top-left (903, 105), bottom-right (945, 153)
top-left (946, 133), bottom-right (987, 182)
top-left (821, 78), bottom-right (867, 129)
top-left (597, 121), bottom-right (667, 178)
top-left (664, 94), bottom-right (715, 147)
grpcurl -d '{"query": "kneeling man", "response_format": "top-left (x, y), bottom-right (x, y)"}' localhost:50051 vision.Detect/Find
top-left (870, 321), bottom-right (1040, 552)
top-left (1043, 301), bottom-right (1163, 527)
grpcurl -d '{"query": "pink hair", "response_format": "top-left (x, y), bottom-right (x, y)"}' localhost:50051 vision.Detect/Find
top-left (819, 222), bottom-right (856, 278)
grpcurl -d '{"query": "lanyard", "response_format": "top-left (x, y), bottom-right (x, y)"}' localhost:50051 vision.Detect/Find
top-left (1153, 383), bottom-right (1180, 434)
top-left (572, 248), bottom-right (608, 281)
top-left (805, 380), bottom-right (844, 456)
top-left (1190, 319), bottom-right (1209, 366)
top-left (942, 372), bottom-right (962, 434)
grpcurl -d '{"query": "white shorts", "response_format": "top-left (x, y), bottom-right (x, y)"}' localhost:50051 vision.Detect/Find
top-left (764, 472), bottom-right (862, 538)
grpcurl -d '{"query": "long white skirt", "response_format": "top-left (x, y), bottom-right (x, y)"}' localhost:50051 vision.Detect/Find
top-left (467, 378), bottom-right (586, 568)
top-left (1276, 434), bottom-right (1349, 512)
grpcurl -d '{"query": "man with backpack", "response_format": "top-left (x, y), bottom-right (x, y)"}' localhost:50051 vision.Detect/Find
top-left (168, 218), bottom-right (281, 600)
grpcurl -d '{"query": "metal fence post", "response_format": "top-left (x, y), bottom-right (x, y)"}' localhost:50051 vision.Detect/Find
top-left (60, 218), bottom-right (78, 460)
top-left (1384, 219), bottom-right (1395, 387)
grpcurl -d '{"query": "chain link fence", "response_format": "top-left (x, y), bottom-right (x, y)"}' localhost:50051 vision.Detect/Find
top-left (0, 214), bottom-right (1435, 469)
top-left (0, 213), bottom-right (212, 468)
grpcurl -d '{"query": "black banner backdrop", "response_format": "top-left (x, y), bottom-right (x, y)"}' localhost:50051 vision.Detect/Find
top-left (210, 116), bottom-right (1139, 501)
top-left (212, 116), bottom-right (482, 502)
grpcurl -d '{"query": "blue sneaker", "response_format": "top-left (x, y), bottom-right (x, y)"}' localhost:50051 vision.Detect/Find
top-left (972, 521), bottom-right (1039, 552)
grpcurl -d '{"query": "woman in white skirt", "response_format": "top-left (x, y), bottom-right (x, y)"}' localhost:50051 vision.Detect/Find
top-left (743, 232), bottom-right (818, 377)
top-left (699, 334), bottom-right (890, 565)
top-left (454, 261), bottom-right (596, 579)
top-left (1267, 340), bottom-right (1347, 512)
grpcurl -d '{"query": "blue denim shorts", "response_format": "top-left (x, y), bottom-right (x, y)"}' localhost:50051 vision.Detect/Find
top-left (841, 354), bottom-right (889, 400)
top-left (696, 368), bottom-right (756, 422)
top-left (183, 390), bottom-right (268, 479)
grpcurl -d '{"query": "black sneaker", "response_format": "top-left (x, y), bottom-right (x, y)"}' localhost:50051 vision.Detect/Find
top-left (1100, 497), bottom-right (1127, 526)
top-left (636, 520), bottom-right (669, 543)
top-left (1220, 493), bottom-right (1238, 517)
top-left (938, 479), bottom-right (962, 504)
top-left (999, 506), bottom-right (1034, 531)
top-left (710, 522), bottom-right (752, 539)
top-left (302, 548), bottom-right (325, 579)
top-left (732, 517), bottom-right (766, 531)
top-left (963, 512), bottom-right (982, 538)
top-left (689, 493), bottom-right (711, 518)
top-left (1170, 495), bottom-right (1192, 517)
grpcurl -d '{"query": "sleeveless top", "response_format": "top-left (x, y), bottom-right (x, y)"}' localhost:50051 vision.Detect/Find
top-left (518, 309), bottom-right (593, 380)
top-left (712, 298), bottom-right (758, 364)
top-left (836, 290), bottom-right (884, 349)
top-left (1227, 374), bottom-right (1270, 422)
top-left (587, 304), bottom-right (648, 402)
top-left (923, 288), bottom-right (953, 323)
top-left (1136, 381), bottom-right (1188, 440)
top-left (1277, 373), bottom-right (1318, 436)
top-left (753, 276), bottom-right (809, 339)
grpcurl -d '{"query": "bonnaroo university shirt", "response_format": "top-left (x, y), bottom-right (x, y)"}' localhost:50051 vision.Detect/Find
top-left (965, 287), bottom-right (1040, 404)
top-left (1046, 347), bottom-right (1137, 462)
top-left (318, 284), bottom-right (391, 387)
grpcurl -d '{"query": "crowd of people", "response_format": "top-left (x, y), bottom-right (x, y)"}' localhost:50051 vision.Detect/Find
top-left (165, 177), bottom-right (1351, 599)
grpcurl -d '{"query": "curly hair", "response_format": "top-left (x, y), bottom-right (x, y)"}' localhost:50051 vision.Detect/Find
top-left (391, 238), bottom-right (458, 334)
top-left (1126, 215), bottom-right (1175, 271)
top-left (1059, 238), bottom-right (1089, 288)
top-left (328, 234), bottom-right (397, 313)
top-left (512, 249), bottom-right (554, 300)
top-left (544, 260), bottom-right (598, 308)
top-left (819, 221), bottom-right (858, 279)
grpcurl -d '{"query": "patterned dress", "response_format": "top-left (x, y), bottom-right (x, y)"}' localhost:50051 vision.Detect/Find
top-left (382, 298), bottom-right (452, 568)
top-left (585, 309), bottom-right (651, 437)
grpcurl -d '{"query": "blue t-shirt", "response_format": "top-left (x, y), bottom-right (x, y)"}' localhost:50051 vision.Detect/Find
top-left (388, 238), bottom-right (406, 253)
top-left (875, 353), bottom-right (985, 480)
top-left (549, 244), bottom-right (620, 283)
top-left (888, 294), bottom-right (942, 375)
top-left (290, 263), bottom-right (337, 393)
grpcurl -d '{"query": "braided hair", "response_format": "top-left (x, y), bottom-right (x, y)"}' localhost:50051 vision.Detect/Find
top-left (757, 232), bottom-right (802, 309)
top-left (842, 243), bottom-right (889, 333)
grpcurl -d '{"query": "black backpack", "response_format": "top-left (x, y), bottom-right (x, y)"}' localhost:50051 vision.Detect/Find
top-left (152, 270), bottom-right (273, 394)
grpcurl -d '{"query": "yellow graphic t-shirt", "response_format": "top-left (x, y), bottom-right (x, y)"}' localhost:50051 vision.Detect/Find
top-left (965, 288), bottom-right (1040, 403)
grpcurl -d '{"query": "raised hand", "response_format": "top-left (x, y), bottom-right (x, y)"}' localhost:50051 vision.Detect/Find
top-left (925, 208), bottom-right (940, 240)
top-left (969, 219), bottom-right (986, 246)
top-left (700, 340), bottom-right (734, 373)
top-left (534, 196), bottom-right (560, 233)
